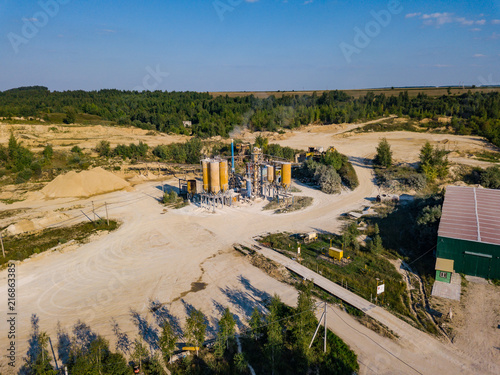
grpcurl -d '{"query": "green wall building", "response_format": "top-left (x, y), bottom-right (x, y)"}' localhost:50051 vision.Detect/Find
top-left (436, 186), bottom-right (500, 280)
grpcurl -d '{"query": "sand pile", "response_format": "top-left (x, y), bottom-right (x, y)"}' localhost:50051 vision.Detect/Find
top-left (41, 167), bottom-right (130, 198)
top-left (4, 212), bottom-right (70, 236)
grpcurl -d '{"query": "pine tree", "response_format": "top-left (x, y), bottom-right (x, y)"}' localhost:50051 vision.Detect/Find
top-left (375, 138), bottom-right (392, 167)
top-left (159, 321), bottom-right (177, 364)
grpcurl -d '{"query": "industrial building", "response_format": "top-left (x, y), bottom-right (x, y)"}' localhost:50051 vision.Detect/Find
top-left (436, 186), bottom-right (500, 281)
top-left (179, 140), bottom-right (294, 210)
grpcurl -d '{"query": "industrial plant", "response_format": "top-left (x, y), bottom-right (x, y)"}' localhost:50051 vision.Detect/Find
top-left (179, 141), bottom-right (294, 210)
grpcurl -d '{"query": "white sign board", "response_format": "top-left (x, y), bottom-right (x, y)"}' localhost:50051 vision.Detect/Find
top-left (377, 284), bottom-right (385, 295)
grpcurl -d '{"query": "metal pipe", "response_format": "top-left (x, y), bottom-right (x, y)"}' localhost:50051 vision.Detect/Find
top-left (231, 139), bottom-right (235, 173)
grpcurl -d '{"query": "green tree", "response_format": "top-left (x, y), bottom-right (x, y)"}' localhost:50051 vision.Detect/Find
top-left (375, 138), bottom-right (392, 167)
top-left (185, 308), bottom-right (206, 354)
top-left (96, 140), bottom-right (111, 157)
top-left (266, 295), bottom-right (283, 375)
top-left (249, 307), bottom-right (263, 340)
top-left (21, 315), bottom-right (57, 375)
top-left (418, 141), bottom-right (449, 181)
top-left (254, 135), bottom-right (269, 152)
top-left (42, 144), bottom-right (53, 162)
top-left (159, 321), bottom-right (177, 364)
top-left (293, 282), bottom-right (317, 355)
top-left (215, 308), bottom-right (236, 358)
top-left (63, 108), bottom-right (76, 124)
top-left (481, 166), bottom-right (500, 189)
top-left (131, 338), bottom-right (150, 371)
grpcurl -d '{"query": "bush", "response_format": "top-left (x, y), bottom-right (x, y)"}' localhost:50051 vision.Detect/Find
top-left (71, 145), bottom-right (83, 154)
top-left (480, 166), bottom-right (500, 189)
top-left (16, 168), bottom-right (33, 183)
top-left (338, 162), bottom-right (359, 189)
top-left (95, 140), bottom-right (111, 157)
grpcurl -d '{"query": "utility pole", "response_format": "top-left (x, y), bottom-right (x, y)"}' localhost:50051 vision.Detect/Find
top-left (92, 201), bottom-right (96, 221)
top-left (105, 202), bottom-right (109, 226)
top-left (309, 301), bottom-right (328, 353)
top-left (323, 301), bottom-right (327, 353)
top-left (1, 232), bottom-right (5, 258)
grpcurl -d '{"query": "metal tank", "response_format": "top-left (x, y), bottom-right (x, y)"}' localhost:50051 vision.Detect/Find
top-left (210, 161), bottom-right (220, 194)
top-left (202, 160), bottom-right (210, 192)
top-left (246, 179), bottom-right (252, 198)
top-left (219, 160), bottom-right (229, 192)
top-left (282, 162), bottom-right (292, 187)
top-left (267, 165), bottom-right (274, 183)
top-left (261, 165), bottom-right (268, 185)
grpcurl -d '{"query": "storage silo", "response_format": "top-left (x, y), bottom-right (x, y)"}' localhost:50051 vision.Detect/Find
top-left (282, 162), bottom-right (291, 187)
top-left (219, 160), bottom-right (229, 192)
top-left (261, 165), bottom-right (268, 185)
top-left (210, 161), bottom-right (220, 194)
top-left (267, 165), bottom-right (274, 183)
top-left (202, 160), bottom-right (210, 192)
top-left (246, 179), bottom-right (252, 197)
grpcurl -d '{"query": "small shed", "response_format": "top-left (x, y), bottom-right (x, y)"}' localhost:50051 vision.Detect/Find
top-left (304, 232), bottom-right (318, 243)
top-left (329, 247), bottom-right (343, 261)
top-left (435, 258), bottom-right (454, 283)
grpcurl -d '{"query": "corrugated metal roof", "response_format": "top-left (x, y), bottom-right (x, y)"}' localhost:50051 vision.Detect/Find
top-left (438, 186), bottom-right (500, 245)
top-left (435, 258), bottom-right (454, 272)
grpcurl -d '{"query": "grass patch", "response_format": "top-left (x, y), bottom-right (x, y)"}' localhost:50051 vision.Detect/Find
top-left (263, 196), bottom-right (313, 214)
top-left (473, 150), bottom-right (500, 163)
top-left (258, 232), bottom-right (415, 323)
top-left (0, 219), bottom-right (119, 267)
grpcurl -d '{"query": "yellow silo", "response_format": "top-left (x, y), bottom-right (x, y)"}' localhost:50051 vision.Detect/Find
top-left (202, 160), bottom-right (210, 192)
top-left (219, 160), bottom-right (229, 192)
top-left (267, 165), bottom-right (274, 183)
top-left (282, 163), bottom-right (292, 187)
top-left (210, 161), bottom-right (220, 194)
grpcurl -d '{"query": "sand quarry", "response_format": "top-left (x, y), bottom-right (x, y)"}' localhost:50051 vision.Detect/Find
top-left (0, 119), bottom-right (499, 374)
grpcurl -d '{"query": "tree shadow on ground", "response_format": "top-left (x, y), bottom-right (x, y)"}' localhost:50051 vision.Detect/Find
top-left (56, 323), bottom-right (71, 366)
top-left (111, 318), bottom-right (132, 355)
top-left (181, 299), bottom-right (216, 337)
top-left (130, 309), bottom-right (159, 352)
top-left (238, 275), bottom-right (271, 305)
top-left (149, 299), bottom-right (183, 337)
top-left (211, 298), bottom-right (245, 331)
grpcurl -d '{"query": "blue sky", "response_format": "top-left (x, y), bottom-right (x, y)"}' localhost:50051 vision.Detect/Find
top-left (0, 0), bottom-right (499, 91)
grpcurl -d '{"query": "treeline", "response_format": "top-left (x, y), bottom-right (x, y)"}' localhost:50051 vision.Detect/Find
top-left (2, 87), bottom-right (500, 146)
top-left (20, 285), bottom-right (358, 375)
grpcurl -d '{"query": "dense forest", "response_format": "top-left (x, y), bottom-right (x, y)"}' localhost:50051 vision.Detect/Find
top-left (1, 86), bottom-right (500, 146)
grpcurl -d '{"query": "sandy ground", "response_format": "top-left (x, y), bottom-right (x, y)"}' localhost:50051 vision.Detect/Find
top-left (0, 123), bottom-right (190, 151)
top-left (1, 121), bottom-right (499, 373)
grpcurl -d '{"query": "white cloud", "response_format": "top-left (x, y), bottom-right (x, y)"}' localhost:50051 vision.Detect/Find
top-left (434, 64), bottom-right (451, 68)
top-left (470, 28), bottom-right (481, 32)
top-left (303, 0), bottom-right (313, 4)
top-left (409, 12), bottom-right (497, 28)
top-left (421, 12), bottom-right (454, 26)
top-left (473, 54), bottom-right (486, 57)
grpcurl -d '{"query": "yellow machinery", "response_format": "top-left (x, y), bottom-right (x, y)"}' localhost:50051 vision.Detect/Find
top-left (202, 160), bottom-right (209, 192)
top-left (209, 161), bottom-right (220, 194)
top-left (219, 160), bottom-right (229, 192)
top-left (282, 162), bottom-right (291, 188)
top-left (329, 247), bottom-right (343, 260)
